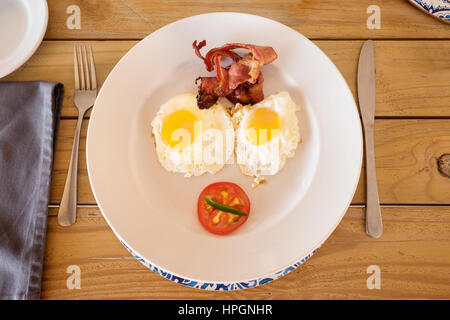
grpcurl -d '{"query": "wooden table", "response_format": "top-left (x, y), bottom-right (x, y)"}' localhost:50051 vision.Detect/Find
top-left (3, 0), bottom-right (450, 299)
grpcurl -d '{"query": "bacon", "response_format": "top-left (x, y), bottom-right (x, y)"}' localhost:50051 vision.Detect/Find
top-left (192, 40), bottom-right (277, 109)
top-left (197, 43), bottom-right (277, 69)
top-left (228, 54), bottom-right (263, 90)
top-left (214, 55), bottom-right (232, 97)
top-left (193, 41), bottom-right (241, 72)
top-left (227, 73), bottom-right (265, 105)
top-left (195, 77), bottom-right (219, 109)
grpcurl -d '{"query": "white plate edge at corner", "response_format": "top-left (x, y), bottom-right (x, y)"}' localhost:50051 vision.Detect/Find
top-left (0, 0), bottom-right (48, 79)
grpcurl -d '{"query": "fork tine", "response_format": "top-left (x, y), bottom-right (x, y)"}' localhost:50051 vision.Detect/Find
top-left (83, 45), bottom-right (91, 90)
top-left (73, 46), bottom-right (79, 89)
top-left (89, 46), bottom-right (97, 90)
top-left (79, 46), bottom-right (85, 90)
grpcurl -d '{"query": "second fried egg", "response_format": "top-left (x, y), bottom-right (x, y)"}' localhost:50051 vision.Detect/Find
top-left (232, 91), bottom-right (301, 181)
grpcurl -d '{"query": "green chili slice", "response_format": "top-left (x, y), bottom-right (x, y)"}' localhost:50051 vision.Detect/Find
top-left (205, 196), bottom-right (249, 216)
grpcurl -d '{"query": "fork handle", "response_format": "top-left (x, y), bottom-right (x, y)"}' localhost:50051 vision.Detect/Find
top-left (57, 113), bottom-right (84, 226)
top-left (364, 125), bottom-right (383, 238)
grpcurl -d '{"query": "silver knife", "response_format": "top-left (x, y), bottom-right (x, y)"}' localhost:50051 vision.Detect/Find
top-left (358, 40), bottom-right (383, 238)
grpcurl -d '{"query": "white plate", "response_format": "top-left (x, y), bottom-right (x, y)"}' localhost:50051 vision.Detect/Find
top-left (0, 0), bottom-right (48, 78)
top-left (87, 12), bottom-right (363, 290)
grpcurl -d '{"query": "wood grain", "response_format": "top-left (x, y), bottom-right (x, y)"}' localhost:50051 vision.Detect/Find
top-left (1, 41), bottom-right (136, 118)
top-left (374, 41), bottom-right (450, 117)
top-left (50, 119), bottom-right (450, 205)
top-left (45, 0), bottom-right (450, 40)
top-left (3, 40), bottom-right (449, 117)
top-left (42, 206), bottom-right (450, 299)
top-left (373, 119), bottom-right (450, 204)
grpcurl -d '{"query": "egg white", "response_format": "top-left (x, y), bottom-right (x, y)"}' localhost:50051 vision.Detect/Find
top-left (151, 93), bottom-right (234, 177)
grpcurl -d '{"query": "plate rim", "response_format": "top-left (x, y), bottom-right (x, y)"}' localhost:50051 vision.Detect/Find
top-left (0, 0), bottom-right (48, 78)
top-left (86, 11), bottom-right (363, 290)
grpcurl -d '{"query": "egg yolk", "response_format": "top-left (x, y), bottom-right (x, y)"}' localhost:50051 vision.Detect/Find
top-left (245, 108), bottom-right (280, 145)
top-left (161, 109), bottom-right (198, 148)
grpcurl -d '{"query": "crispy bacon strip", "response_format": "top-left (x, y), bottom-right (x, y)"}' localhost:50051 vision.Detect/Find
top-left (200, 43), bottom-right (277, 68)
top-left (195, 76), bottom-right (219, 109)
top-left (227, 73), bottom-right (265, 105)
top-left (202, 44), bottom-right (240, 71)
top-left (193, 41), bottom-right (241, 72)
top-left (193, 41), bottom-right (277, 109)
top-left (192, 40), bottom-right (208, 66)
top-left (227, 54), bottom-right (262, 90)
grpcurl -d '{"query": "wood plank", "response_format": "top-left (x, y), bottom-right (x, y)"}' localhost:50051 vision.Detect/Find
top-left (45, 0), bottom-right (450, 40)
top-left (3, 40), bottom-right (449, 117)
top-left (50, 119), bottom-right (450, 205)
top-left (42, 206), bottom-right (450, 299)
top-left (1, 41), bottom-right (136, 118)
top-left (373, 119), bottom-right (450, 204)
top-left (316, 40), bottom-right (450, 117)
top-left (374, 41), bottom-right (450, 117)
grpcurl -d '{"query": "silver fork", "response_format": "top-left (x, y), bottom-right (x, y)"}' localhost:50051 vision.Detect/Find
top-left (58, 45), bottom-right (97, 226)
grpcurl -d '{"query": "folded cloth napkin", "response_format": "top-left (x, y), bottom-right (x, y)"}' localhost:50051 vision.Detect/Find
top-left (0, 81), bottom-right (63, 300)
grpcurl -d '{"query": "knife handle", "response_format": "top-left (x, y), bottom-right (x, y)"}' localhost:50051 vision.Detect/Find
top-left (364, 124), bottom-right (383, 238)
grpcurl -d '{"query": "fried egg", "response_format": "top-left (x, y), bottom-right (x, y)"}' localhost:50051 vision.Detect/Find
top-left (232, 91), bottom-right (301, 183)
top-left (151, 93), bottom-right (234, 177)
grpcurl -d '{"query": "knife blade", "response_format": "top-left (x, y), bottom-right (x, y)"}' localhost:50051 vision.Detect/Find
top-left (358, 40), bottom-right (383, 238)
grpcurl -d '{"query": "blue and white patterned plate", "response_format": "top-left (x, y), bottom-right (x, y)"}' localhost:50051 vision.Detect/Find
top-left (409, 0), bottom-right (450, 24)
top-left (120, 239), bottom-right (321, 290)
top-left (87, 13), bottom-right (363, 290)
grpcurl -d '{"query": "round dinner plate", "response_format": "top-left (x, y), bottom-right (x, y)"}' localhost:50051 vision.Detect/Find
top-left (0, 0), bottom-right (48, 78)
top-left (87, 12), bottom-right (363, 290)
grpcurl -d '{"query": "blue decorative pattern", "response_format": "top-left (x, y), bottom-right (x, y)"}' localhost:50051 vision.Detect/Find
top-left (120, 240), bottom-right (321, 290)
top-left (411, 0), bottom-right (450, 23)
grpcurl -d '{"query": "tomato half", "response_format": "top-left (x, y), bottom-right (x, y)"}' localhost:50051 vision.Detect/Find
top-left (197, 182), bottom-right (250, 235)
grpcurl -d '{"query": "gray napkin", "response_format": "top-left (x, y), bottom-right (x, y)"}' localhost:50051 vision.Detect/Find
top-left (0, 81), bottom-right (63, 300)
